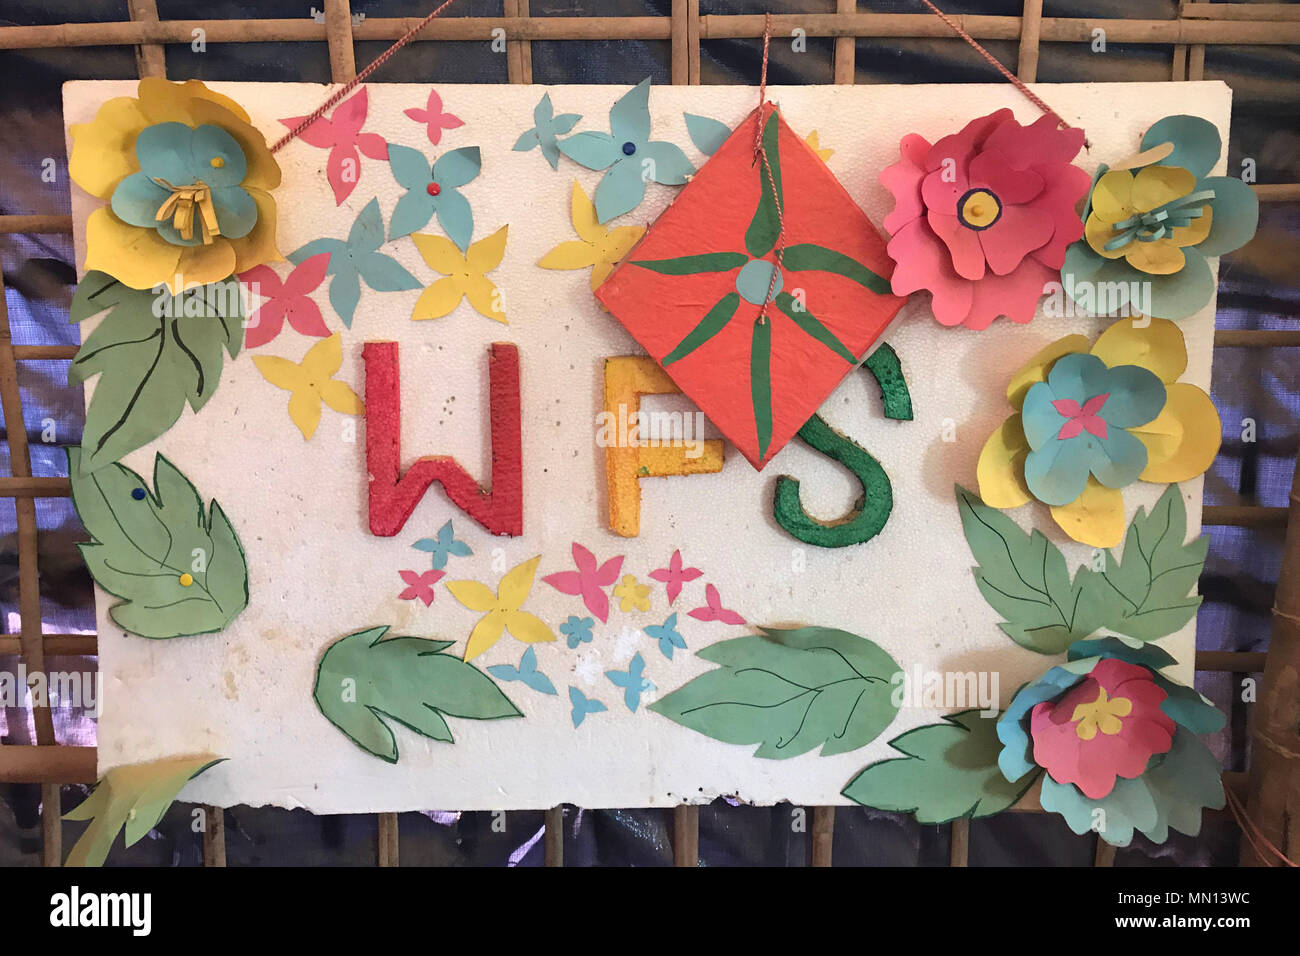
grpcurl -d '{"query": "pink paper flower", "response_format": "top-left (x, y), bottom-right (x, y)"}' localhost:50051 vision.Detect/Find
top-left (398, 568), bottom-right (445, 607)
top-left (880, 109), bottom-right (1091, 330)
top-left (688, 584), bottom-right (746, 626)
top-left (240, 254), bottom-right (332, 349)
top-left (542, 542), bottom-right (623, 623)
top-left (280, 88), bottom-right (389, 206)
top-left (648, 549), bottom-right (702, 605)
top-left (404, 88), bottom-right (464, 145)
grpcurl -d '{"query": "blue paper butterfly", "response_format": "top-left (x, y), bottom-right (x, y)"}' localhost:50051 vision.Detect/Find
top-left (569, 686), bottom-right (608, 728)
top-left (412, 519), bottom-right (472, 570)
top-left (487, 646), bottom-right (557, 696)
top-left (605, 653), bottom-right (655, 713)
top-left (644, 612), bottom-right (686, 660)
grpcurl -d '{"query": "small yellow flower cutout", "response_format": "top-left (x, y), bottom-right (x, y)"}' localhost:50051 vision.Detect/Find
top-left (538, 181), bottom-right (645, 291)
top-left (252, 332), bottom-right (363, 440)
top-left (1071, 687), bottom-right (1132, 741)
top-left (613, 574), bottom-right (651, 613)
top-left (804, 130), bottom-right (833, 163)
top-left (446, 555), bottom-right (556, 660)
top-left (411, 224), bottom-right (509, 324)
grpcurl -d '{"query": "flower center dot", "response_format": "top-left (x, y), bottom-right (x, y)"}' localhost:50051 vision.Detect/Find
top-left (426, 182), bottom-right (442, 196)
top-left (178, 573), bottom-right (194, 587)
top-left (131, 487), bottom-right (147, 500)
top-left (957, 188), bottom-right (1002, 231)
top-left (209, 156), bottom-right (225, 169)
top-left (621, 142), bottom-right (636, 156)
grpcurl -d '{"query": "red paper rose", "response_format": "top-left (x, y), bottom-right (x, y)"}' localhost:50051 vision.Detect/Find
top-left (880, 109), bottom-right (1091, 330)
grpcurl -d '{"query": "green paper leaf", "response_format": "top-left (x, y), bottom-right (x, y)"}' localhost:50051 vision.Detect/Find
top-left (1097, 485), bottom-right (1207, 641)
top-left (782, 242), bottom-right (892, 296)
top-left (314, 625), bottom-right (523, 763)
top-left (649, 625), bottom-right (900, 759)
top-left (841, 711), bottom-right (1037, 823)
top-left (663, 293), bottom-right (740, 367)
top-left (744, 112), bottom-right (783, 259)
top-left (631, 252), bottom-right (748, 276)
top-left (68, 447), bottom-right (249, 639)
top-left (956, 485), bottom-right (1106, 655)
top-left (69, 272), bottom-right (243, 474)
top-left (750, 317), bottom-right (773, 459)
top-left (64, 755), bottom-right (224, 866)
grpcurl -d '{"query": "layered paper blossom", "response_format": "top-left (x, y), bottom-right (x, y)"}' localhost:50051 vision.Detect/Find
top-left (69, 78), bottom-right (282, 292)
top-left (880, 109), bottom-right (1091, 330)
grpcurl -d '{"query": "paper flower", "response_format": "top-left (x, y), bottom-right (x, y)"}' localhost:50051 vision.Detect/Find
top-left (1062, 115), bottom-right (1258, 320)
top-left (558, 78), bottom-right (693, 223)
top-left (411, 519), bottom-right (472, 570)
top-left (252, 333), bottom-right (364, 440)
top-left (606, 653), bottom-right (655, 712)
top-left (70, 78), bottom-right (282, 292)
top-left (539, 182), bottom-right (645, 290)
top-left (613, 574), bottom-right (651, 613)
top-left (397, 569), bottom-right (445, 607)
top-left (280, 88), bottom-right (389, 205)
top-left (997, 636), bottom-right (1225, 846)
top-left (404, 88), bottom-right (464, 146)
top-left (411, 225), bottom-right (508, 324)
top-left (687, 584), bottom-right (746, 625)
top-left (804, 130), bottom-right (833, 162)
top-left (569, 686), bottom-right (608, 727)
top-left (387, 144), bottom-right (481, 248)
top-left (977, 317), bottom-right (1221, 547)
top-left (513, 92), bottom-right (581, 170)
top-left (542, 543), bottom-right (624, 623)
top-left (879, 109), bottom-right (1090, 329)
top-left (560, 615), bottom-right (595, 649)
top-left (239, 253), bottom-right (331, 349)
top-left (648, 549), bottom-right (702, 605)
top-left (446, 555), bottom-right (556, 660)
top-left (645, 612), bottom-right (687, 660)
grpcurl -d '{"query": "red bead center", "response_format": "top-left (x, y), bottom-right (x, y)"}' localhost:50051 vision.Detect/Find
top-left (426, 182), bottom-right (441, 196)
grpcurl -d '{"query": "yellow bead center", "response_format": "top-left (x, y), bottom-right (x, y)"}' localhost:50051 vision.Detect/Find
top-left (1070, 687), bottom-right (1132, 741)
top-left (179, 573), bottom-right (194, 587)
top-left (959, 189), bottom-right (1001, 230)
top-left (209, 156), bottom-right (225, 169)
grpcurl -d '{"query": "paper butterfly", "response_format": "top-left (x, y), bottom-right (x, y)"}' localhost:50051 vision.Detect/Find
top-left (688, 584), bottom-right (746, 626)
top-left (645, 613), bottom-right (686, 660)
top-left (280, 87), bottom-right (389, 205)
top-left (542, 543), bottom-right (624, 623)
top-left (404, 88), bottom-right (464, 145)
top-left (412, 519), bottom-right (472, 570)
top-left (648, 549), bottom-right (702, 605)
top-left (569, 686), bottom-right (608, 727)
top-left (605, 653), bottom-right (655, 713)
top-left (487, 647), bottom-right (557, 696)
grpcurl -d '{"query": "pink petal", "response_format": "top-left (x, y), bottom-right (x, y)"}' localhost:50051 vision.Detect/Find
top-left (282, 253), bottom-right (331, 297)
top-left (1024, 163), bottom-right (1092, 268)
top-left (542, 570), bottom-right (583, 596)
top-left (978, 203), bottom-right (1054, 276)
top-left (441, 115), bottom-right (465, 131)
top-left (1081, 417), bottom-right (1108, 440)
top-left (985, 112), bottom-right (1085, 170)
top-left (284, 299), bottom-right (331, 338)
top-left (571, 542), bottom-right (597, 576)
top-left (326, 144), bottom-right (361, 206)
top-left (962, 256), bottom-right (1054, 330)
top-left (584, 587), bottom-right (611, 624)
top-left (926, 211), bottom-right (986, 281)
top-left (594, 555), bottom-right (624, 586)
top-left (1056, 419), bottom-right (1084, 440)
top-left (239, 264), bottom-right (283, 297)
top-left (1080, 393), bottom-right (1110, 416)
top-left (887, 219), bottom-right (974, 326)
top-left (687, 606), bottom-right (718, 622)
top-left (1052, 399), bottom-right (1084, 417)
top-left (880, 133), bottom-right (932, 235)
top-left (924, 108), bottom-right (1010, 174)
top-left (280, 115), bottom-right (338, 149)
top-left (243, 301), bottom-right (287, 350)
top-left (921, 168), bottom-right (967, 218)
top-left (716, 608), bottom-right (747, 626)
top-left (968, 148), bottom-right (1044, 205)
top-left (331, 89), bottom-right (369, 138)
top-left (404, 107), bottom-right (429, 122)
top-left (356, 133), bottom-right (390, 160)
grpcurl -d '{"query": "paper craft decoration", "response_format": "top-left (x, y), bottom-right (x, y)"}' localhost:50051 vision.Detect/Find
top-left (487, 646), bottom-right (558, 696)
top-left (1062, 114), bottom-right (1258, 320)
top-left (648, 550), bottom-right (701, 605)
top-left (683, 112), bottom-right (730, 156)
top-left (412, 519), bottom-right (472, 570)
top-left (646, 612), bottom-right (687, 659)
top-left (613, 574), bottom-right (651, 612)
top-left (404, 88), bottom-right (464, 145)
top-left (598, 104), bottom-right (905, 469)
top-left (240, 253), bottom-right (331, 349)
top-left (977, 317), bottom-right (1221, 546)
top-left (879, 109), bottom-right (1090, 329)
top-left (569, 687), bottom-right (608, 728)
top-left (411, 225), bottom-right (508, 323)
top-left (253, 333), bottom-right (364, 441)
top-left (397, 568), bottom-right (444, 606)
top-left (281, 87), bottom-right (389, 206)
top-left (445, 555), bottom-right (556, 660)
top-left (513, 92), bottom-right (580, 170)
top-left (560, 616), bottom-right (595, 648)
top-left (542, 542), bottom-right (624, 622)
top-left (863, 343), bottom-right (913, 421)
top-left (387, 144), bottom-right (481, 246)
top-left (687, 584), bottom-right (745, 625)
top-left (607, 653), bottom-right (655, 712)
top-left (539, 182), bottom-right (645, 291)
top-left (64, 755), bottom-right (224, 867)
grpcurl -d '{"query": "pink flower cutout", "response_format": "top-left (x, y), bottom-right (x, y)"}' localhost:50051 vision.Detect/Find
top-left (239, 254), bottom-right (332, 349)
top-left (398, 568), bottom-right (445, 607)
top-left (688, 584), bottom-right (746, 626)
top-left (404, 88), bottom-right (464, 146)
top-left (281, 88), bottom-right (390, 205)
top-left (880, 108), bottom-right (1091, 330)
top-left (1054, 393), bottom-right (1110, 440)
top-left (1030, 658), bottom-right (1175, 799)
top-left (542, 543), bottom-right (623, 623)
top-left (648, 549), bottom-right (702, 605)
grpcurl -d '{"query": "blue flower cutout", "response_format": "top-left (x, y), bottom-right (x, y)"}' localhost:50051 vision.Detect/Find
top-left (412, 519), bottom-right (472, 571)
top-left (558, 78), bottom-right (694, 224)
top-left (645, 612), bottom-right (686, 660)
top-left (387, 143), bottom-right (481, 249)
top-left (111, 122), bottom-right (257, 247)
top-left (1021, 353), bottom-right (1166, 506)
top-left (487, 646), bottom-right (557, 696)
top-left (605, 652), bottom-right (655, 713)
top-left (560, 615), bottom-right (595, 650)
top-left (289, 198), bottom-right (420, 328)
top-left (569, 686), bottom-right (607, 728)
top-left (513, 92), bottom-right (581, 171)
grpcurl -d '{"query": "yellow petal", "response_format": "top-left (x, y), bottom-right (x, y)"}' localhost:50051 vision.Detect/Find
top-left (1131, 165), bottom-right (1195, 213)
top-left (569, 180), bottom-right (604, 244)
top-left (1139, 383), bottom-right (1221, 483)
top-left (84, 207), bottom-right (181, 291)
top-left (1084, 212), bottom-right (1127, 260)
top-left (136, 77), bottom-right (251, 126)
top-left (319, 379), bottom-right (363, 415)
top-left (464, 610), bottom-right (507, 660)
top-left (1050, 479), bottom-right (1126, 548)
top-left (288, 387), bottom-right (323, 440)
top-left (1123, 237), bottom-right (1185, 276)
top-left (591, 259), bottom-right (615, 290)
top-left (412, 277), bottom-right (465, 320)
top-left (462, 274), bottom-right (506, 324)
top-left (601, 225), bottom-right (644, 264)
top-left (68, 96), bottom-right (149, 200)
top-left (411, 233), bottom-right (466, 276)
top-left (252, 355), bottom-right (309, 391)
top-left (1090, 170), bottom-right (1135, 223)
top-left (1130, 397), bottom-right (1185, 469)
top-left (497, 555), bottom-right (542, 611)
top-left (1090, 317), bottom-right (1186, 383)
top-left (1173, 204), bottom-right (1212, 248)
top-left (446, 580), bottom-right (499, 612)
top-left (172, 239), bottom-right (238, 294)
top-left (187, 97), bottom-right (281, 191)
top-left (225, 189), bottom-right (283, 275)
top-left (539, 240), bottom-right (598, 272)
top-left (977, 415), bottom-right (1033, 508)
top-left (466, 224), bottom-right (508, 274)
top-left (504, 611), bottom-right (557, 645)
top-left (301, 332), bottom-right (344, 378)
top-left (1006, 334), bottom-right (1091, 409)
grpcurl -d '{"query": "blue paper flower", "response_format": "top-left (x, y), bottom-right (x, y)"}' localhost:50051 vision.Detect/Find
top-left (387, 143), bottom-right (481, 249)
top-left (605, 652), bottom-right (655, 712)
top-left (558, 78), bottom-right (694, 224)
top-left (1020, 353), bottom-right (1166, 506)
top-left (513, 92), bottom-right (581, 171)
top-left (560, 615), bottom-right (595, 649)
top-left (111, 122), bottom-right (258, 247)
top-left (412, 519), bottom-right (472, 571)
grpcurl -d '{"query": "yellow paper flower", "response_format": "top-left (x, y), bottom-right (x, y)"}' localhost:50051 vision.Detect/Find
top-left (613, 574), bottom-right (651, 613)
top-left (804, 130), bottom-right (833, 163)
top-left (252, 333), bottom-right (363, 440)
top-left (446, 556), bottom-right (557, 660)
top-left (976, 317), bottom-right (1221, 548)
top-left (69, 78), bottom-right (282, 293)
top-left (411, 225), bottom-right (509, 323)
top-left (1084, 167), bottom-right (1212, 276)
top-left (539, 181), bottom-right (645, 291)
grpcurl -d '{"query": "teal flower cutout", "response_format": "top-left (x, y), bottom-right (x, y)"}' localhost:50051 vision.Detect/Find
top-left (1020, 352), bottom-right (1166, 506)
top-left (560, 615), bottom-right (595, 649)
top-left (513, 92), bottom-right (581, 171)
top-left (558, 78), bottom-right (694, 223)
top-left (111, 122), bottom-right (257, 247)
top-left (387, 143), bottom-right (481, 249)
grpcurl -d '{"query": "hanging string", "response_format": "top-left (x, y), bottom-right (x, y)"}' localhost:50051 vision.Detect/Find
top-left (271, 0), bottom-right (462, 153)
top-left (753, 13), bottom-right (785, 327)
top-left (1224, 786), bottom-right (1298, 867)
top-left (915, 0), bottom-right (1088, 148)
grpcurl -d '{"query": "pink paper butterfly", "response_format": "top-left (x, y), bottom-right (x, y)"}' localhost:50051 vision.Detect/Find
top-left (542, 543), bottom-right (624, 623)
top-left (281, 88), bottom-right (389, 205)
top-left (404, 88), bottom-right (465, 146)
top-left (398, 568), bottom-right (445, 607)
top-left (648, 549), bottom-right (702, 605)
top-left (239, 254), bottom-right (332, 349)
top-left (1053, 393), bottom-right (1110, 440)
top-left (688, 584), bottom-right (746, 626)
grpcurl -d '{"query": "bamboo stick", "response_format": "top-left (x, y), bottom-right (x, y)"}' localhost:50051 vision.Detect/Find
top-left (1203, 506), bottom-right (1288, 529)
top-left (0, 635), bottom-right (97, 656)
top-left (672, 805), bottom-right (699, 866)
top-left (811, 806), bottom-right (835, 866)
top-left (834, 0), bottom-right (856, 84)
top-left (12, 346), bottom-right (79, 360)
top-left (1197, 651), bottom-right (1268, 673)
top-left (544, 805), bottom-right (563, 866)
top-left (377, 812), bottom-right (399, 866)
top-left (0, 215), bottom-right (72, 234)
top-left (325, 0), bottom-right (357, 83)
top-left (950, 818), bottom-right (970, 866)
top-left (203, 806), bottom-right (226, 866)
top-left (0, 476), bottom-right (72, 496)
top-left (1017, 0), bottom-right (1043, 82)
top-left (127, 0), bottom-right (166, 78)
top-left (0, 746), bottom-right (96, 783)
top-left (671, 0), bottom-right (689, 85)
top-left (1183, 3), bottom-right (1300, 20)
top-left (1216, 330), bottom-right (1300, 348)
top-left (687, 0), bottom-right (701, 86)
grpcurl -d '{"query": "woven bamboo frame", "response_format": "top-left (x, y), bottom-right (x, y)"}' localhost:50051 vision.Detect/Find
top-left (0, 0), bottom-right (1295, 868)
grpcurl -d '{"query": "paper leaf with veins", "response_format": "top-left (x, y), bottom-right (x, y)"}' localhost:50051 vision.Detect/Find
top-left (67, 448), bottom-right (249, 639)
top-left (314, 625), bottom-right (522, 763)
top-left (650, 626), bottom-right (900, 758)
top-left (69, 271), bottom-right (243, 475)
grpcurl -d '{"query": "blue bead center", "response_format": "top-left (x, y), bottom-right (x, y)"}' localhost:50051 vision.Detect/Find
top-left (621, 141), bottom-right (637, 156)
